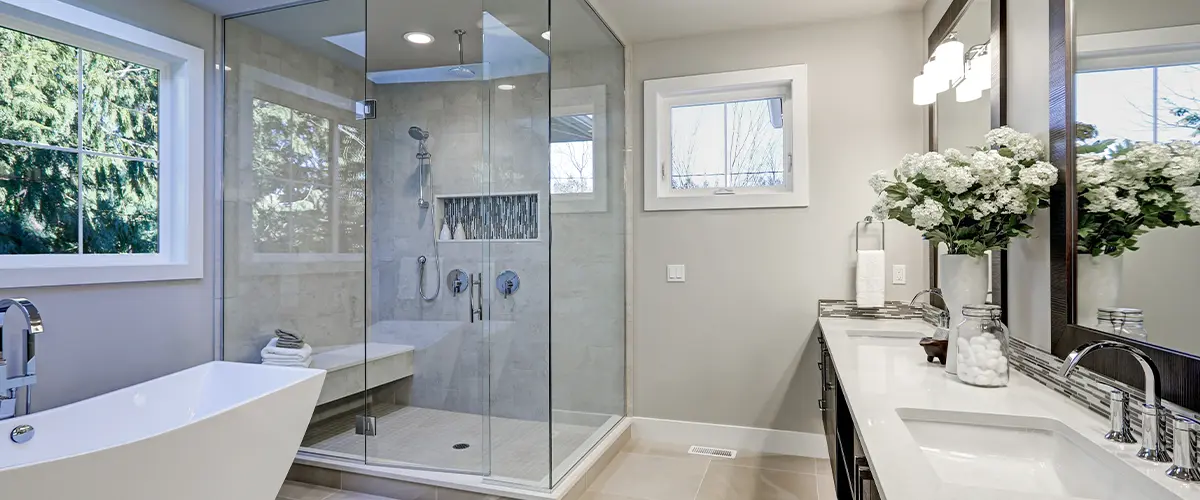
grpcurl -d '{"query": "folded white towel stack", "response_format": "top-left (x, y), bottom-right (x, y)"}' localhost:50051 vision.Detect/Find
top-left (261, 336), bottom-right (313, 368)
top-left (855, 249), bottom-right (886, 308)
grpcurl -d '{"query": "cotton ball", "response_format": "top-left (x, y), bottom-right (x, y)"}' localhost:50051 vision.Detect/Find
top-left (970, 336), bottom-right (987, 346)
top-left (982, 369), bottom-right (997, 378)
top-left (982, 332), bottom-right (996, 341)
top-left (984, 358), bottom-right (999, 370)
top-left (987, 339), bottom-right (1002, 350)
top-left (975, 374), bottom-right (993, 386)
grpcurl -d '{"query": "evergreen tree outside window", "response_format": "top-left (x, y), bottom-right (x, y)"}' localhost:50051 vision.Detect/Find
top-left (0, 25), bottom-right (161, 255)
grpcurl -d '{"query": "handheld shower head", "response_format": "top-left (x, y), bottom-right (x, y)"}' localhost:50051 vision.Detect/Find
top-left (409, 126), bottom-right (429, 141)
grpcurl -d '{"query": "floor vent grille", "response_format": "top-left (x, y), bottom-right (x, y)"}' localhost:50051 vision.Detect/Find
top-left (688, 445), bottom-right (737, 459)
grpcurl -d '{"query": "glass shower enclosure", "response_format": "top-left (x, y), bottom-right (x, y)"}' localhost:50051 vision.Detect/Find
top-left (220, 0), bottom-right (625, 489)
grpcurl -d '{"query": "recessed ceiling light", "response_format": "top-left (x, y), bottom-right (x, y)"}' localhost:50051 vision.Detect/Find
top-left (497, 84), bottom-right (516, 91)
top-left (404, 32), bottom-right (435, 45)
top-left (541, 30), bottom-right (551, 40)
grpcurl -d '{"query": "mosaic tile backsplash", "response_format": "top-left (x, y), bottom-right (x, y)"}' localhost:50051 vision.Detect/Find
top-left (1009, 337), bottom-right (1200, 450)
top-left (818, 299), bottom-right (924, 320)
top-left (440, 194), bottom-right (539, 240)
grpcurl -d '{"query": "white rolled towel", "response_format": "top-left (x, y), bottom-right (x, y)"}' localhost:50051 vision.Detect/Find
top-left (261, 337), bottom-right (312, 361)
top-left (855, 250), bottom-right (887, 308)
top-left (263, 358), bottom-right (313, 368)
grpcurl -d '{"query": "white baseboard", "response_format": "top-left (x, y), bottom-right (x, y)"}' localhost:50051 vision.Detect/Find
top-left (630, 417), bottom-right (828, 459)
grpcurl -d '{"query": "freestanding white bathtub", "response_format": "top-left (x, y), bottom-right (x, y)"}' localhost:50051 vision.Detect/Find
top-left (0, 361), bottom-right (325, 500)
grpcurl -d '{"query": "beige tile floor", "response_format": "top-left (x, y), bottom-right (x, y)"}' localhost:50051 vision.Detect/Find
top-left (581, 441), bottom-right (836, 500)
top-left (279, 440), bottom-right (835, 500)
top-left (277, 480), bottom-right (392, 500)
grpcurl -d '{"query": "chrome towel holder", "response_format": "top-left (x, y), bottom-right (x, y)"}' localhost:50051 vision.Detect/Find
top-left (855, 216), bottom-right (885, 251)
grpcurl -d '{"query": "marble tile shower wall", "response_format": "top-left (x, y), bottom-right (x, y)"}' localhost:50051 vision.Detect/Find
top-left (222, 21), bottom-right (369, 363)
top-left (369, 76), bottom-right (554, 421)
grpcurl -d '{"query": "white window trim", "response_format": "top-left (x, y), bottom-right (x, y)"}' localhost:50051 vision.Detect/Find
top-left (236, 65), bottom-right (365, 275)
top-left (0, 0), bottom-right (205, 289)
top-left (551, 85), bottom-right (608, 214)
top-left (644, 64), bottom-right (810, 212)
top-left (1077, 23), bottom-right (1200, 72)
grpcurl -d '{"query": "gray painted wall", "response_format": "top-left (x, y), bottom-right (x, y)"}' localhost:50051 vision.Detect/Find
top-left (628, 12), bottom-right (927, 434)
top-left (1, 0), bottom-right (217, 412)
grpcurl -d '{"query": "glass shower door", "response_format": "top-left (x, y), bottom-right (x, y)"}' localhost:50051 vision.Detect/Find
top-left (221, 0), bottom-right (371, 465)
top-left (363, 0), bottom-right (492, 475)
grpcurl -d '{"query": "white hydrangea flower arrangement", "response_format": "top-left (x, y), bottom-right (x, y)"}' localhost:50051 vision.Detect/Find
top-left (869, 127), bottom-right (1058, 258)
top-left (1076, 140), bottom-right (1200, 256)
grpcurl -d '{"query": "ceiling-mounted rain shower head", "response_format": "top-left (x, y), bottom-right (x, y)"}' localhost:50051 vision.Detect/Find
top-left (449, 29), bottom-right (476, 79)
top-left (408, 126), bottom-right (429, 141)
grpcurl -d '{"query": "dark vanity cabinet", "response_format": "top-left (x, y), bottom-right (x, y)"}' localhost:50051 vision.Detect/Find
top-left (818, 332), bottom-right (880, 500)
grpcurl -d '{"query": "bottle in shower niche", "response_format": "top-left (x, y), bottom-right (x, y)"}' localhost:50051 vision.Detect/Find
top-left (454, 222), bottom-right (467, 240)
top-left (440, 221), bottom-right (452, 241)
top-left (955, 304), bottom-right (1010, 387)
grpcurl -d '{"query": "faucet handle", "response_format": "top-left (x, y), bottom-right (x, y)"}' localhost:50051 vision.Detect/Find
top-left (1167, 416), bottom-right (1200, 482)
top-left (1104, 390), bottom-right (1137, 444)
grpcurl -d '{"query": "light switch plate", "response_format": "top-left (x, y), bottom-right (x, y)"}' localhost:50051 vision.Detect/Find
top-left (667, 264), bottom-right (686, 282)
top-left (892, 264), bottom-right (907, 285)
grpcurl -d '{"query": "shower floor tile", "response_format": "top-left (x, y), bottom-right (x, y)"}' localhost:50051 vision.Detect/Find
top-left (303, 405), bottom-right (598, 484)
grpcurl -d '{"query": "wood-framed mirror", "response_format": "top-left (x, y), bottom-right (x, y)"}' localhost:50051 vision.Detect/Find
top-left (927, 0), bottom-right (1009, 321)
top-left (1049, 0), bottom-right (1200, 412)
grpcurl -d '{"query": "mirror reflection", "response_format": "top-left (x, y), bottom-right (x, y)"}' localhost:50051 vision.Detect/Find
top-left (1074, 0), bottom-right (1200, 353)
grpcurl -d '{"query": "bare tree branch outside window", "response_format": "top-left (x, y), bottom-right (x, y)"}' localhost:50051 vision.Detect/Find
top-left (670, 97), bottom-right (785, 190)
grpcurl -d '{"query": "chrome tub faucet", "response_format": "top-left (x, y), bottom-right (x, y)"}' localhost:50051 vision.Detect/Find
top-left (0, 297), bottom-right (43, 421)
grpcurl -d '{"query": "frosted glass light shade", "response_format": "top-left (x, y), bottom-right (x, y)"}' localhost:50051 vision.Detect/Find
top-left (924, 60), bottom-right (950, 93)
top-left (956, 80), bottom-right (982, 102)
top-left (936, 39), bottom-right (965, 82)
top-left (914, 74), bottom-right (936, 105)
top-left (971, 51), bottom-right (992, 90)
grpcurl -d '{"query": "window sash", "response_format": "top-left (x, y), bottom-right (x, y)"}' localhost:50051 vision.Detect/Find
top-left (0, 18), bottom-right (163, 257)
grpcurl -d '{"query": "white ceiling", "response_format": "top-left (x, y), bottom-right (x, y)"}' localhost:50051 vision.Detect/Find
top-left (588, 0), bottom-right (925, 43)
top-left (191, 0), bottom-right (611, 73)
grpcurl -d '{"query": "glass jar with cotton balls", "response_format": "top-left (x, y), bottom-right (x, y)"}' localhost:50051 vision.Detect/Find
top-left (955, 304), bottom-right (1010, 387)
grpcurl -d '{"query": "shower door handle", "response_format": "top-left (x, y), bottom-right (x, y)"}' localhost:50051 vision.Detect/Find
top-left (469, 273), bottom-right (483, 323)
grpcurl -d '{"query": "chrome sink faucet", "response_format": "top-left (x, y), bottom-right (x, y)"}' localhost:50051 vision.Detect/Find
top-left (0, 298), bottom-right (43, 421)
top-left (910, 288), bottom-right (950, 338)
top-left (1059, 340), bottom-right (1170, 463)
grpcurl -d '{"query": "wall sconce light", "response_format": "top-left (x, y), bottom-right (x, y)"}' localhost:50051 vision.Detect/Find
top-left (913, 32), bottom-right (991, 105)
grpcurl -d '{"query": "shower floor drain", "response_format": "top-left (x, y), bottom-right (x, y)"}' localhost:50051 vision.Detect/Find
top-left (452, 443), bottom-right (471, 450)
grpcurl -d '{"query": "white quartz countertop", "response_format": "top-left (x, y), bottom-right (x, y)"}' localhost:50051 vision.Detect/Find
top-left (818, 317), bottom-right (1200, 500)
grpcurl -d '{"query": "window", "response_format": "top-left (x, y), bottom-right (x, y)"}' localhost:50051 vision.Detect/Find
top-left (0, 0), bottom-right (205, 288)
top-left (550, 85), bottom-right (607, 213)
top-left (644, 65), bottom-right (808, 211)
top-left (1077, 64), bottom-right (1200, 145)
top-left (550, 114), bottom-right (595, 194)
top-left (251, 99), bottom-right (366, 256)
top-left (237, 66), bottom-right (365, 270)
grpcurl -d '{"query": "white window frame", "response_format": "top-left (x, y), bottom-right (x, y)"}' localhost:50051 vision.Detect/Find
top-left (644, 64), bottom-right (809, 211)
top-left (0, 0), bottom-right (204, 289)
top-left (236, 65), bottom-right (365, 275)
top-left (551, 84), bottom-right (607, 213)
top-left (1077, 23), bottom-right (1200, 72)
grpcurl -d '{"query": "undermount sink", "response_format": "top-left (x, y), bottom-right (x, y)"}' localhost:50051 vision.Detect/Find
top-left (898, 408), bottom-right (1174, 499)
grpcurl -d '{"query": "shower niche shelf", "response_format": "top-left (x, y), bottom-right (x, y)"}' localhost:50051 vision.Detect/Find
top-left (435, 192), bottom-right (540, 242)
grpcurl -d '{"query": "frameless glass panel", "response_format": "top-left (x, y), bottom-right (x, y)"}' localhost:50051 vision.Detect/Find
top-left (363, 0), bottom-right (490, 475)
top-left (548, 0), bottom-right (626, 488)
top-left (222, 0), bottom-right (369, 464)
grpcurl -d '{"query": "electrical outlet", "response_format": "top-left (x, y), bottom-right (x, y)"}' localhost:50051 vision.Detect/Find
top-left (892, 265), bottom-right (907, 285)
top-left (667, 264), bottom-right (686, 282)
